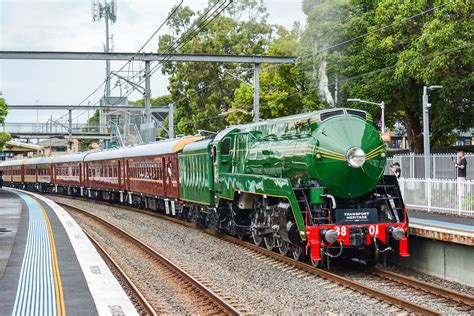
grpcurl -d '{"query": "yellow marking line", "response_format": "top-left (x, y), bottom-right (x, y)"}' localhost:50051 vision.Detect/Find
top-left (32, 198), bottom-right (66, 316)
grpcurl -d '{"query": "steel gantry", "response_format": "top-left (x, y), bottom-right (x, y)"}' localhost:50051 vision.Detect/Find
top-left (1, 51), bottom-right (295, 142)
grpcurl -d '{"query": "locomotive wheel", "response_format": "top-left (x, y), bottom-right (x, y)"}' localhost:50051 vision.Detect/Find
top-left (264, 235), bottom-right (274, 250)
top-left (278, 241), bottom-right (289, 256)
top-left (292, 245), bottom-right (303, 261)
top-left (251, 196), bottom-right (264, 247)
top-left (251, 230), bottom-right (262, 246)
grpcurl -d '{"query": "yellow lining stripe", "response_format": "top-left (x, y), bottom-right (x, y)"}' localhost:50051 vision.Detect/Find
top-left (321, 155), bottom-right (346, 161)
top-left (366, 144), bottom-right (385, 156)
top-left (317, 147), bottom-right (345, 158)
top-left (366, 148), bottom-right (386, 160)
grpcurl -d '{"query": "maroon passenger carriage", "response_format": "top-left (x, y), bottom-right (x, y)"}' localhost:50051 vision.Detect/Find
top-left (0, 136), bottom-right (203, 209)
top-left (53, 153), bottom-right (88, 195)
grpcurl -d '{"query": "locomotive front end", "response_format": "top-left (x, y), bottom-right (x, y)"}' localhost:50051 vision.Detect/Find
top-left (304, 113), bottom-right (409, 266)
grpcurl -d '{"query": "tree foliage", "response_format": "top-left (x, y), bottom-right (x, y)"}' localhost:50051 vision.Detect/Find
top-left (302, 0), bottom-right (473, 152)
top-left (78, 110), bottom-right (99, 151)
top-left (227, 25), bottom-right (324, 125)
top-left (0, 97), bottom-right (11, 150)
top-left (158, 0), bottom-right (272, 135)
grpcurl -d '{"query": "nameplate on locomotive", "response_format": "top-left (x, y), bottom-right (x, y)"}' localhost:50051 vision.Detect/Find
top-left (335, 208), bottom-right (378, 224)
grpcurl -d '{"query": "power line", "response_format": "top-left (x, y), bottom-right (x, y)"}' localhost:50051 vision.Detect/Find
top-left (165, 1), bottom-right (455, 129)
top-left (71, 0), bottom-right (232, 123)
top-left (176, 42), bottom-right (473, 128)
top-left (56, 0), bottom-right (185, 123)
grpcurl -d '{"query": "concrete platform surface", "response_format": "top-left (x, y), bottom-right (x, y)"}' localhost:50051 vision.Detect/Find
top-left (408, 210), bottom-right (474, 246)
top-left (0, 189), bottom-right (138, 316)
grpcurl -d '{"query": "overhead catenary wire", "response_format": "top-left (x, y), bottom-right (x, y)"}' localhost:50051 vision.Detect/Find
top-left (54, 0), bottom-right (185, 123)
top-left (177, 42), bottom-right (473, 128)
top-left (71, 0), bottom-right (232, 123)
top-left (170, 1), bottom-right (457, 128)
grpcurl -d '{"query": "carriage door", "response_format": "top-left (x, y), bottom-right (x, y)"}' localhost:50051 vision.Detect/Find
top-left (213, 137), bottom-right (233, 193)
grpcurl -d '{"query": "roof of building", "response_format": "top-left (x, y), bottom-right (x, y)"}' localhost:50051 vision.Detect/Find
top-left (3, 140), bottom-right (41, 151)
top-left (37, 138), bottom-right (70, 147)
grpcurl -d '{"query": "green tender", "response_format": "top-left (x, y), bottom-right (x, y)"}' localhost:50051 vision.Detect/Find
top-left (178, 139), bottom-right (214, 205)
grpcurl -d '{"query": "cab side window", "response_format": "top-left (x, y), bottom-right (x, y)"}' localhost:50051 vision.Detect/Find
top-left (221, 138), bottom-right (231, 156)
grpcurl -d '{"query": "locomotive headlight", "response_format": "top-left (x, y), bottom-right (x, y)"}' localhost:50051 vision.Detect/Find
top-left (391, 227), bottom-right (405, 241)
top-left (346, 147), bottom-right (366, 168)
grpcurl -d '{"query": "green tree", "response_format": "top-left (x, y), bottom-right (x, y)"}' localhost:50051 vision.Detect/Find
top-left (78, 110), bottom-right (99, 151)
top-left (158, 0), bottom-right (275, 135)
top-left (227, 25), bottom-right (324, 125)
top-left (0, 97), bottom-right (11, 150)
top-left (302, 0), bottom-right (473, 152)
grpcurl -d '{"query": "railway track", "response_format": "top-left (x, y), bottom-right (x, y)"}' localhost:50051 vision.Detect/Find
top-left (53, 196), bottom-right (474, 315)
top-left (367, 268), bottom-right (474, 311)
top-left (85, 231), bottom-right (158, 316)
top-left (62, 203), bottom-right (244, 316)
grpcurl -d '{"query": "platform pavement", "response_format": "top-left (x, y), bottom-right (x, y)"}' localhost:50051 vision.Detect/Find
top-left (0, 189), bottom-right (138, 316)
top-left (408, 209), bottom-right (474, 246)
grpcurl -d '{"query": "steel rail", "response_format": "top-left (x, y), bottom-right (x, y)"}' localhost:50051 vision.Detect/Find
top-left (84, 231), bottom-right (159, 316)
top-left (370, 268), bottom-right (474, 308)
top-left (60, 202), bottom-right (242, 316)
top-left (51, 196), bottom-right (443, 315)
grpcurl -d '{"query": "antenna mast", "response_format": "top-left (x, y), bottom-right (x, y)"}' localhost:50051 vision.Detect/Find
top-left (91, 0), bottom-right (117, 147)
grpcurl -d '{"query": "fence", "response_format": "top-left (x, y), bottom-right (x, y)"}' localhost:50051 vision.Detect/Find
top-left (398, 178), bottom-right (474, 217)
top-left (386, 153), bottom-right (473, 180)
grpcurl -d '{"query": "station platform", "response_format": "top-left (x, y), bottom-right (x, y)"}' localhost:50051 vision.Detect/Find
top-left (0, 188), bottom-right (137, 316)
top-left (408, 209), bottom-right (474, 246)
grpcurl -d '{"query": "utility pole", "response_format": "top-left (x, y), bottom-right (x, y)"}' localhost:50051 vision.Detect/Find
top-left (144, 60), bottom-right (152, 142)
top-left (253, 63), bottom-right (260, 122)
top-left (168, 103), bottom-right (174, 139)
top-left (68, 109), bottom-right (73, 149)
top-left (92, 0), bottom-right (117, 147)
top-left (422, 85), bottom-right (442, 179)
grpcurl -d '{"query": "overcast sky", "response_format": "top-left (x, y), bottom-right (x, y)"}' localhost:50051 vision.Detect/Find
top-left (0, 0), bottom-right (306, 125)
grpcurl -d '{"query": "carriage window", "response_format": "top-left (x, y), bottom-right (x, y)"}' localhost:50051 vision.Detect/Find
top-left (220, 138), bottom-right (231, 156)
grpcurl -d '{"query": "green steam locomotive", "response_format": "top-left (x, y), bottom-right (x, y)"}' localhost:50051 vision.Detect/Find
top-left (178, 108), bottom-right (409, 266)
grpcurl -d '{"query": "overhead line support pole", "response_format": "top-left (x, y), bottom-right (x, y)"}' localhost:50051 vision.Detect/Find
top-left (68, 109), bottom-right (72, 146)
top-left (169, 103), bottom-right (174, 139)
top-left (144, 60), bottom-right (152, 143)
top-left (253, 63), bottom-right (260, 122)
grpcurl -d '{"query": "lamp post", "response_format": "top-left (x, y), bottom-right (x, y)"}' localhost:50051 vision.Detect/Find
top-left (422, 85), bottom-right (443, 179)
top-left (347, 98), bottom-right (385, 132)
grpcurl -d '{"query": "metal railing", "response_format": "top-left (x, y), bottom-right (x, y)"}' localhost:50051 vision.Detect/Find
top-left (387, 153), bottom-right (473, 180)
top-left (399, 178), bottom-right (474, 217)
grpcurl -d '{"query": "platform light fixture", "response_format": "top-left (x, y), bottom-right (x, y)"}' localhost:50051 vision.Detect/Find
top-left (347, 98), bottom-right (385, 133)
top-left (422, 85), bottom-right (443, 179)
